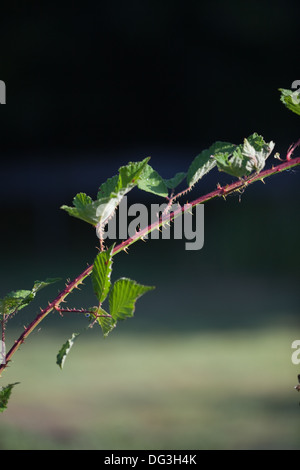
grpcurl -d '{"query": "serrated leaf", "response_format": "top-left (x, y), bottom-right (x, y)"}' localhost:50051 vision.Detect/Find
top-left (214, 133), bottom-right (275, 177)
top-left (109, 278), bottom-right (155, 321)
top-left (0, 382), bottom-right (20, 413)
top-left (243, 133), bottom-right (275, 172)
top-left (0, 290), bottom-right (31, 319)
top-left (187, 142), bottom-right (236, 187)
top-left (0, 278), bottom-right (61, 320)
top-left (97, 174), bottom-right (120, 199)
top-left (92, 244), bottom-right (115, 304)
top-left (137, 163), bottom-right (168, 197)
top-left (95, 308), bottom-right (116, 337)
top-left (95, 158), bottom-right (150, 232)
top-left (56, 333), bottom-right (80, 370)
top-left (31, 278), bottom-right (62, 295)
top-left (279, 88), bottom-right (300, 116)
top-left (118, 158), bottom-right (150, 190)
top-left (62, 159), bottom-right (150, 230)
top-left (164, 172), bottom-right (186, 189)
top-left (61, 192), bottom-right (103, 226)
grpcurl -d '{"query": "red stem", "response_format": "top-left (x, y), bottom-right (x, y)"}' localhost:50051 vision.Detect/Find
top-left (1, 156), bottom-right (299, 376)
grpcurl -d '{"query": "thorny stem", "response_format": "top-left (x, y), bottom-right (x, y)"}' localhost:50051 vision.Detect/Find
top-left (54, 306), bottom-right (112, 317)
top-left (1, 317), bottom-right (5, 343)
top-left (0, 155), bottom-right (300, 377)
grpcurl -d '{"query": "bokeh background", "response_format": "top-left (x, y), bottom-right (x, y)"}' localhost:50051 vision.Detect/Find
top-left (0, 1), bottom-right (299, 449)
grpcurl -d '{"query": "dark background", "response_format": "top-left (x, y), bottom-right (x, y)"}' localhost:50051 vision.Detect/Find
top-left (0, 0), bottom-right (299, 330)
top-left (0, 0), bottom-right (300, 451)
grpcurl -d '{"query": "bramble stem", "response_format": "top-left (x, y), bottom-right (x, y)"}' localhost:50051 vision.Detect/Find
top-left (54, 306), bottom-right (112, 318)
top-left (0, 156), bottom-right (299, 377)
top-left (113, 156), bottom-right (300, 255)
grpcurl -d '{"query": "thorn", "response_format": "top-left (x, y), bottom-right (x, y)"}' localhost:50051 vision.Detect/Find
top-left (140, 237), bottom-right (147, 242)
top-left (260, 178), bottom-right (265, 184)
top-left (123, 246), bottom-right (129, 254)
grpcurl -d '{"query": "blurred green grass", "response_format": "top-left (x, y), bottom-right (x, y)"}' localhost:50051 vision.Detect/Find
top-left (0, 327), bottom-right (299, 450)
top-left (0, 182), bottom-right (299, 449)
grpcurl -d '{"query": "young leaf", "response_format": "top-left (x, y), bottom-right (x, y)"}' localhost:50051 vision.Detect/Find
top-left (187, 142), bottom-right (236, 187)
top-left (0, 278), bottom-right (61, 320)
top-left (243, 133), bottom-right (275, 172)
top-left (109, 278), bottom-right (155, 321)
top-left (0, 383), bottom-right (20, 413)
top-left (279, 88), bottom-right (300, 116)
top-left (95, 308), bottom-right (116, 337)
top-left (61, 192), bottom-right (103, 226)
top-left (118, 158), bottom-right (150, 191)
top-left (62, 159), bottom-right (150, 230)
top-left (92, 244), bottom-right (115, 304)
top-left (137, 163), bottom-right (168, 197)
top-left (56, 333), bottom-right (80, 370)
top-left (0, 290), bottom-right (32, 319)
top-left (214, 133), bottom-right (275, 177)
top-left (31, 278), bottom-right (62, 295)
top-left (164, 172), bottom-right (186, 189)
top-left (97, 174), bottom-right (120, 199)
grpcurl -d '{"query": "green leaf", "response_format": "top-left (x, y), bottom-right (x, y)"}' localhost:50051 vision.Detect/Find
top-left (118, 158), bottom-right (150, 191)
top-left (109, 278), bottom-right (155, 321)
top-left (279, 88), bottom-right (300, 116)
top-left (187, 142), bottom-right (236, 187)
top-left (92, 244), bottom-right (115, 304)
top-left (95, 158), bottom-right (150, 232)
top-left (0, 383), bottom-right (20, 413)
top-left (97, 174), bottom-right (119, 199)
top-left (61, 192), bottom-right (102, 226)
top-left (62, 159), bottom-right (150, 229)
top-left (0, 278), bottom-right (61, 320)
top-left (56, 333), bottom-right (80, 370)
top-left (164, 172), bottom-right (186, 189)
top-left (214, 133), bottom-right (275, 177)
top-left (137, 163), bottom-right (168, 197)
top-left (95, 308), bottom-right (116, 337)
top-left (0, 290), bottom-right (32, 319)
top-left (31, 278), bottom-right (62, 295)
